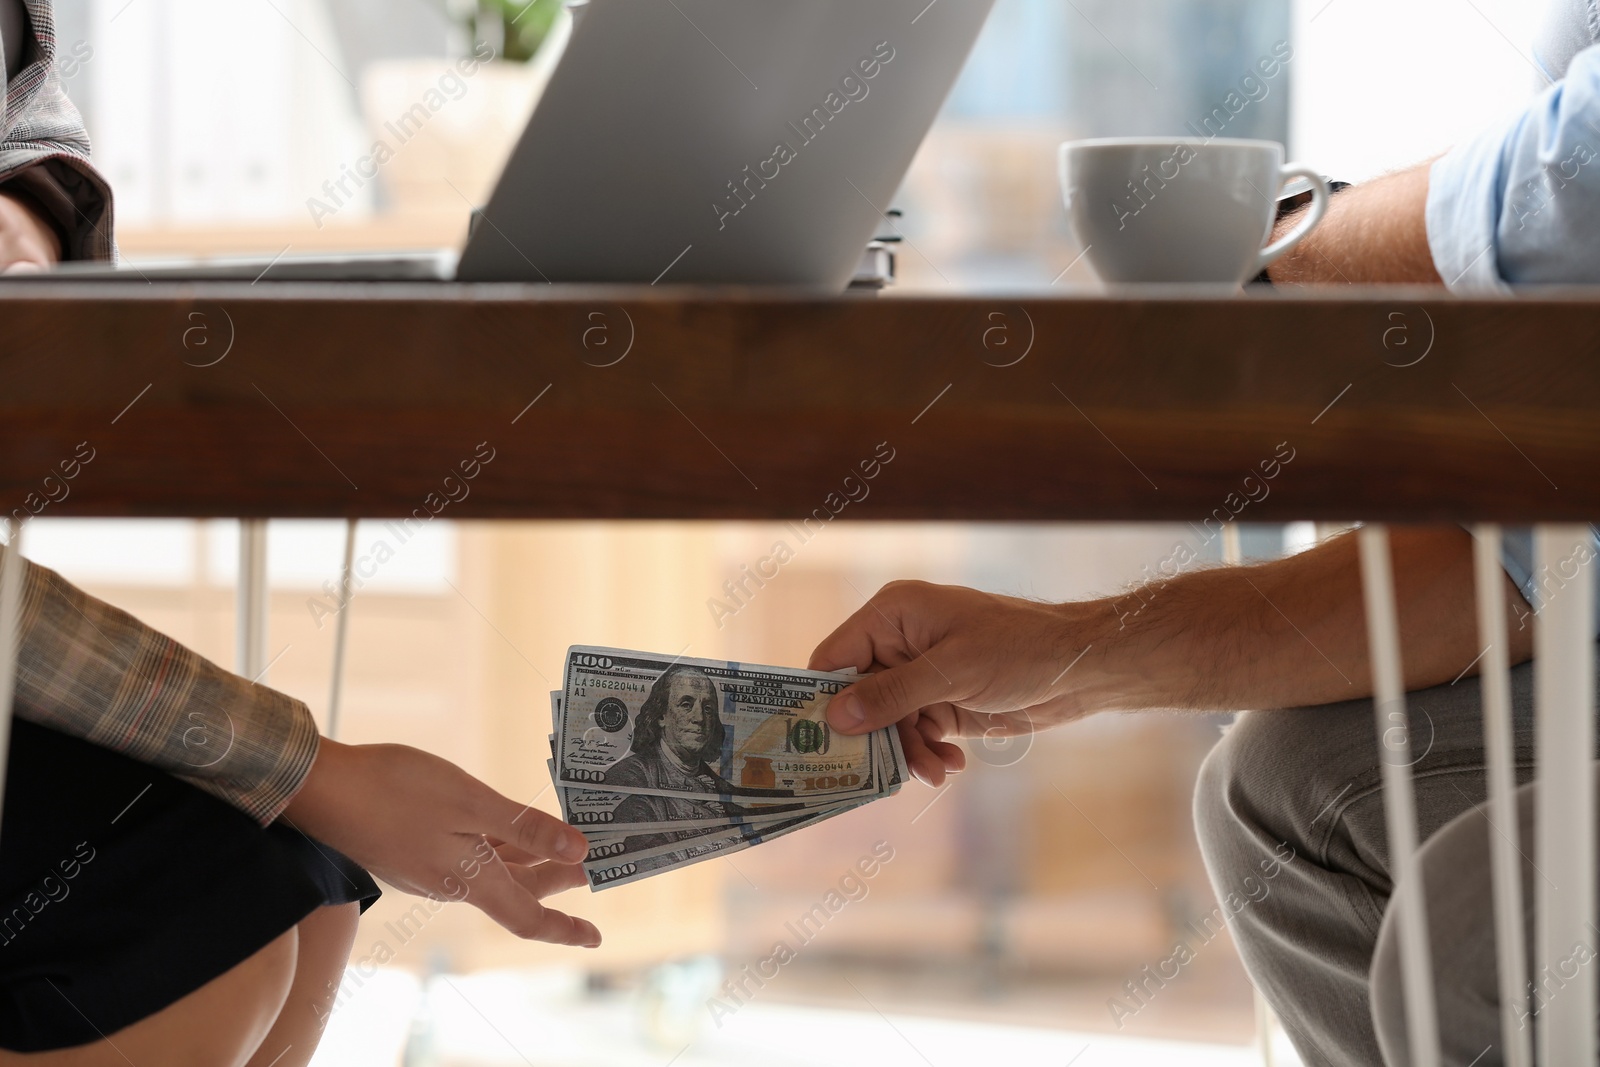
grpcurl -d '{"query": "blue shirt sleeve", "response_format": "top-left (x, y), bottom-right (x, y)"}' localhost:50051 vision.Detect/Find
top-left (1430, 47), bottom-right (1600, 637)
top-left (1496, 526), bottom-right (1600, 640)
top-left (1428, 42), bottom-right (1600, 289)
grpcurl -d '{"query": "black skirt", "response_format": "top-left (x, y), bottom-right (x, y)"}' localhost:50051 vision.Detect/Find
top-left (0, 717), bottom-right (380, 1052)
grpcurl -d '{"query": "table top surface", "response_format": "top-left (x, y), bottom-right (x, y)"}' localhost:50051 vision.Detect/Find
top-left (1, 282), bottom-right (1595, 523)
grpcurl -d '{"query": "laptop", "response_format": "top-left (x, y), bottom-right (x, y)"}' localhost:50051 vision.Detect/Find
top-left (43, 0), bottom-right (995, 290)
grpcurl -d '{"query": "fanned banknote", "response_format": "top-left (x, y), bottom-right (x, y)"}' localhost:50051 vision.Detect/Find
top-left (549, 647), bottom-right (907, 890)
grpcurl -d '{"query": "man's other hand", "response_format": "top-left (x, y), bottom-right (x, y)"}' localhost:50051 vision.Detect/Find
top-left (808, 581), bottom-right (1107, 787)
top-left (0, 190), bottom-right (62, 273)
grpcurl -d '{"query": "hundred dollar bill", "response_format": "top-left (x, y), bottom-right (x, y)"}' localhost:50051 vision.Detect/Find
top-left (557, 647), bottom-right (886, 805)
top-left (548, 719), bottom-right (832, 836)
top-left (571, 750), bottom-right (894, 882)
top-left (554, 725), bottom-right (906, 849)
top-left (549, 756), bottom-right (826, 859)
top-left (584, 801), bottom-right (850, 891)
top-left (577, 784), bottom-right (883, 869)
top-left (582, 806), bottom-right (827, 871)
top-left (551, 649), bottom-right (910, 890)
top-left (547, 701), bottom-right (826, 834)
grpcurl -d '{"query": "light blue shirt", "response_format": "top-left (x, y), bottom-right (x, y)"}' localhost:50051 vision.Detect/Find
top-left (1424, 1), bottom-right (1600, 637)
top-left (1499, 528), bottom-right (1600, 640)
top-left (1427, 0), bottom-right (1600, 288)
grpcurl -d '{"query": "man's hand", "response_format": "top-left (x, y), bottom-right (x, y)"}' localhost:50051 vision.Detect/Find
top-left (0, 190), bottom-right (62, 273)
top-left (809, 530), bottom-right (1534, 790)
top-left (808, 582), bottom-right (1111, 787)
top-left (282, 738), bottom-right (600, 947)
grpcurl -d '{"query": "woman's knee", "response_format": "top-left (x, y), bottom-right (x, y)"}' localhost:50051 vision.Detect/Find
top-left (4, 929), bottom-right (299, 1067)
top-left (243, 904), bottom-right (362, 1067)
top-left (292, 904), bottom-right (361, 1037)
top-left (148, 928), bottom-right (298, 1067)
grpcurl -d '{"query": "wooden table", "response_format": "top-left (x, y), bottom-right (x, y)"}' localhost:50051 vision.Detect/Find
top-left (2, 284), bottom-right (1596, 523)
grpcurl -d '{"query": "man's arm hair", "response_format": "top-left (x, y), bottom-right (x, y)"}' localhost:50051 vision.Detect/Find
top-left (1087, 526), bottom-right (1531, 713)
top-left (1264, 162), bottom-right (1443, 285)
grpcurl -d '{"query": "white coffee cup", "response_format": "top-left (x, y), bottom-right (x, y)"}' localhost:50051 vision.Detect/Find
top-left (1058, 137), bottom-right (1330, 285)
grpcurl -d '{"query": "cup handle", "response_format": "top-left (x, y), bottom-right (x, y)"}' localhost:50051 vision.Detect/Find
top-left (1253, 164), bottom-right (1331, 275)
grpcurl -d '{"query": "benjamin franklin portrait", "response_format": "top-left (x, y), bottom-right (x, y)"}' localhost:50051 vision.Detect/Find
top-left (605, 666), bottom-right (738, 844)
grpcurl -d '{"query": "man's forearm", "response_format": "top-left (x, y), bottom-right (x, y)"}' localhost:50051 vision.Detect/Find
top-left (1266, 162), bottom-right (1443, 285)
top-left (1070, 527), bottom-right (1531, 714)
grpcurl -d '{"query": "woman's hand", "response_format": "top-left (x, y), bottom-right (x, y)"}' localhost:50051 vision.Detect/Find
top-left (809, 581), bottom-right (1112, 788)
top-left (0, 191), bottom-right (61, 273)
top-left (282, 739), bottom-right (600, 947)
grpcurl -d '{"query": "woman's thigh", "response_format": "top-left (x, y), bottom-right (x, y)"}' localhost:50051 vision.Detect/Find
top-left (0, 929), bottom-right (298, 1067)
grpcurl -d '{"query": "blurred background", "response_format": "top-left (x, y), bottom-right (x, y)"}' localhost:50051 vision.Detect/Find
top-left (29, 0), bottom-right (1547, 1063)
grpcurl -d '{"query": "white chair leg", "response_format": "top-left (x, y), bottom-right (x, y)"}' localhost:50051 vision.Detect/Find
top-left (326, 518), bottom-right (357, 740)
top-left (1534, 525), bottom-right (1597, 1064)
top-left (1253, 986), bottom-right (1277, 1067)
top-left (1472, 525), bottom-right (1532, 1067)
top-left (238, 519), bottom-right (269, 680)
top-left (1358, 525), bottom-right (1441, 1067)
top-left (0, 520), bottom-right (25, 831)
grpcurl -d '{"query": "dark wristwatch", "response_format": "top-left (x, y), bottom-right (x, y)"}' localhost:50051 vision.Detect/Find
top-left (1252, 180), bottom-right (1352, 285)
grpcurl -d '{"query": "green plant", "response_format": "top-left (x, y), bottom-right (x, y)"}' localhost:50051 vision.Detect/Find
top-left (470, 0), bottom-right (567, 62)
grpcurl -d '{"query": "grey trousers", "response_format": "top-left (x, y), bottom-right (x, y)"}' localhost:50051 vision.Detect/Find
top-left (1193, 660), bottom-right (1599, 1066)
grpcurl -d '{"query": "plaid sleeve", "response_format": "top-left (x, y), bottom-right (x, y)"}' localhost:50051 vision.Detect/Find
top-left (0, 0), bottom-right (113, 261)
top-left (6, 544), bottom-right (320, 825)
